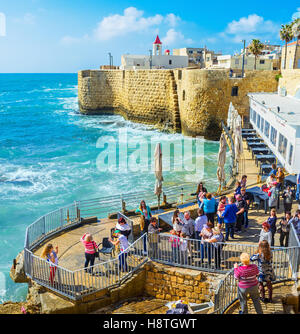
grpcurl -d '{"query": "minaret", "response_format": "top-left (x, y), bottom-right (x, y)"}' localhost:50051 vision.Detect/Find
top-left (153, 35), bottom-right (162, 56)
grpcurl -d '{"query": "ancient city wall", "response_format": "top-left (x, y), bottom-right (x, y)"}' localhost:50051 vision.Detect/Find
top-left (78, 69), bottom-right (279, 139)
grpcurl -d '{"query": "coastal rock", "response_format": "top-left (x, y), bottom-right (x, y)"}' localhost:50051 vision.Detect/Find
top-left (9, 250), bottom-right (29, 284)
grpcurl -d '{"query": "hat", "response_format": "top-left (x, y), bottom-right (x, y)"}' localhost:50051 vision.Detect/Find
top-left (118, 217), bottom-right (126, 224)
top-left (114, 229), bottom-right (121, 234)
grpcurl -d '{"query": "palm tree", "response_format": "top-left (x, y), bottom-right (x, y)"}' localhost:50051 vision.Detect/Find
top-left (279, 23), bottom-right (293, 69)
top-left (292, 18), bottom-right (300, 69)
top-left (248, 39), bottom-right (264, 70)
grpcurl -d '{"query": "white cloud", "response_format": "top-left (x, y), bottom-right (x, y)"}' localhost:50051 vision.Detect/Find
top-left (13, 13), bottom-right (35, 25)
top-left (165, 13), bottom-right (181, 27)
top-left (222, 14), bottom-right (279, 44)
top-left (292, 8), bottom-right (300, 21)
top-left (93, 7), bottom-right (164, 41)
top-left (162, 28), bottom-right (193, 47)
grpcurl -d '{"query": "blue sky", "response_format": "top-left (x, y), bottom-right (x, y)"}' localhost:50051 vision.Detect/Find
top-left (0, 0), bottom-right (299, 72)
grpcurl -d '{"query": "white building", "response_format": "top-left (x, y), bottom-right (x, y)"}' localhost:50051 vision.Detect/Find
top-left (248, 92), bottom-right (300, 173)
top-left (120, 35), bottom-right (188, 70)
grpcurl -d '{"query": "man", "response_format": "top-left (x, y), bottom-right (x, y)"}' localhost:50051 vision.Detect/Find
top-left (147, 217), bottom-right (162, 258)
top-left (241, 188), bottom-right (250, 228)
top-left (182, 211), bottom-right (195, 239)
top-left (235, 194), bottom-right (246, 233)
top-left (269, 163), bottom-right (277, 177)
top-left (222, 196), bottom-right (244, 241)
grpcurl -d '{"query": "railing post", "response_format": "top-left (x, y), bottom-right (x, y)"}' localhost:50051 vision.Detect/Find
top-left (60, 208), bottom-right (63, 227)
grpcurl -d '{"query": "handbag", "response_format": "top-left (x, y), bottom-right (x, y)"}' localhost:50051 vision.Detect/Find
top-left (139, 215), bottom-right (145, 232)
top-left (93, 241), bottom-right (99, 258)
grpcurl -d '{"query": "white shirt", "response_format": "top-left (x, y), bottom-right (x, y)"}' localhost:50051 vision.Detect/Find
top-left (118, 234), bottom-right (129, 253)
top-left (194, 215), bottom-right (208, 232)
top-left (179, 238), bottom-right (188, 252)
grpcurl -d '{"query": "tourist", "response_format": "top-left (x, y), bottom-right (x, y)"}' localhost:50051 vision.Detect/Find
top-left (268, 182), bottom-right (278, 211)
top-left (80, 233), bottom-right (99, 274)
top-left (115, 217), bottom-right (131, 239)
top-left (282, 186), bottom-right (293, 214)
top-left (269, 163), bottom-right (277, 177)
top-left (136, 200), bottom-right (152, 253)
top-left (179, 232), bottom-right (188, 265)
top-left (250, 241), bottom-right (275, 303)
top-left (206, 227), bottom-right (224, 270)
top-left (266, 174), bottom-right (276, 189)
top-left (275, 167), bottom-right (285, 190)
top-left (41, 243), bottom-right (59, 285)
top-left (234, 181), bottom-right (242, 197)
top-left (235, 194), bottom-right (246, 233)
top-left (147, 217), bottom-right (162, 258)
top-left (241, 187), bottom-right (250, 229)
top-left (216, 196), bottom-right (227, 229)
top-left (191, 182), bottom-right (207, 207)
top-left (109, 230), bottom-right (129, 272)
top-left (267, 208), bottom-right (277, 247)
top-left (234, 253), bottom-right (263, 314)
top-left (296, 173), bottom-right (300, 202)
top-left (169, 230), bottom-right (180, 263)
top-left (278, 212), bottom-right (291, 247)
top-left (259, 222), bottom-right (272, 245)
top-left (200, 193), bottom-right (216, 225)
top-left (199, 222), bottom-right (214, 266)
top-left (289, 210), bottom-right (300, 239)
top-left (172, 210), bottom-right (184, 235)
top-left (240, 175), bottom-right (247, 189)
top-left (222, 196), bottom-right (243, 241)
top-left (181, 211), bottom-right (195, 239)
top-left (194, 208), bottom-right (208, 240)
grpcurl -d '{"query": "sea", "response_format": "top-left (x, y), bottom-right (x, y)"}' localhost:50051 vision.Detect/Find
top-left (0, 73), bottom-right (228, 303)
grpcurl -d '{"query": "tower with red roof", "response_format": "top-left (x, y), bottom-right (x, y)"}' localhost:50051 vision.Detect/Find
top-left (153, 35), bottom-right (162, 56)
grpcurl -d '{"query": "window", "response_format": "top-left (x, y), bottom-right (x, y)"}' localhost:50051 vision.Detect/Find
top-left (197, 50), bottom-right (202, 54)
top-left (188, 50), bottom-right (193, 54)
top-left (278, 134), bottom-right (288, 159)
top-left (182, 90), bottom-right (186, 101)
top-left (264, 120), bottom-right (270, 138)
top-left (250, 108), bottom-right (253, 121)
top-left (260, 117), bottom-right (264, 132)
top-left (256, 114), bottom-right (260, 129)
top-left (260, 60), bottom-right (265, 64)
top-left (270, 126), bottom-right (277, 146)
top-left (178, 70), bottom-right (182, 80)
top-left (231, 86), bottom-right (238, 96)
top-left (235, 59), bottom-right (239, 65)
top-left (253, 110), bottom-right (257, 124)
top-left (169, 60), bottom-right (172, 65)
top-left (289, 144), bottom-right (294, 165)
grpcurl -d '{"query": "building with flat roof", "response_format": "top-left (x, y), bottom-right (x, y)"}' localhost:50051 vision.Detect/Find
top-left (281, 40), bottom-right (300, 70)
top-left (248, 92), bottom-right (300, 173)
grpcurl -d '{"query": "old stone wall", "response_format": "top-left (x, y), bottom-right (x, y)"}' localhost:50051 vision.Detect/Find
top-left (279, 69), bottom-right (300, 97)
top-left (78, 69), bottom-right (279, 140)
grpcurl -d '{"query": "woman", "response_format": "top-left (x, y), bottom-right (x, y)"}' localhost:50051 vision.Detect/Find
top-left (172, 210), bottom-right (184, 235)
top-left (240, 175), bottom-right (247, 189)
top-left (234, 253), bottom-right (263, 314)
top-left (206, 227), bottom-right (224, 270)
top-left (266, 174), bottom-right (276, 189)
top-left (282, 186), bottom-right (293, 214)
top-left (116, 217), bottom-right (131, 239)
top-left (200, 193), bottom-right (216, 226)
top-left (276, 167), bottom-right (285, 190)
top-left (234, 181), bottom-right (242, 197)
top-left (110, 230), bottom-right (129, 272)
top-left (267, 208), bottom-right (277, 246)
top-left (259, 222), bottom-right (272, 246)
top-left (217, 196), bottom-right (227, 229)
top-left (192, 182), bottom-right (207, 207)
top-left (250, 241), bottom-right (275, 303)
top-left (41, 243), bottom-right (59, 285)
top-left (268, 183), bottom-right (278, 211)
top-left (80, 233), bottom-right (98, 274)
top-left (278, 212), bottom-right (291, 247)
top-left (136, 200), bottom-right (152, 253)
top-left (199, 222), bottom-right (214, 265)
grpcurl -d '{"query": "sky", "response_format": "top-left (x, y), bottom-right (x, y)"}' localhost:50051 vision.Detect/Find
top-left (0, 0), bottom-right (299, 73)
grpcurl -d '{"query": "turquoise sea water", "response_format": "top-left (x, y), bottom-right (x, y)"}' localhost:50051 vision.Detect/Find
top-left (0, 73), bottom-right (226, 303)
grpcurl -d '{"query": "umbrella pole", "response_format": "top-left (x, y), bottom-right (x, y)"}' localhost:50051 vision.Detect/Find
top-left (157, 194), bottom-right (160, 210)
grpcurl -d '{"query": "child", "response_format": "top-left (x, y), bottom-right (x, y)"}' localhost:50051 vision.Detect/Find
top-left (250, 241), bottom-right (275, 303)
top-left (179, 232), bottom-right (188, 265)
top-left (217, 196), bottom-right (227, 229)
top-left (282, 186), bottom-right (293, 214)
top-left (278, 212), bottom-right (291, 247)
top-left (267, 208), bottom-right (277, 247)
top-left (259, 222), bottom-right (272, 246)
top-left (172, 210), bottom-right (183, 236)
top-left (169, 230), bottom-right (180, 263)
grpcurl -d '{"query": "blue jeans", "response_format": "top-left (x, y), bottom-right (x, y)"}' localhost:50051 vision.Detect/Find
top-left (217, 215), bottom-right (224, 226)
top-left (225, 222), bottom-right (235, 240)
top-left (118, 252), bottom-right (128, 272)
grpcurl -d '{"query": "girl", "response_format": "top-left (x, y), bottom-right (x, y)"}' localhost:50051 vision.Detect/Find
top-left (250, 241), bottom-right (276, 303)
top-left (267, 208), bottom-right (277, 247)
top-left (217, 196), bottom-right (227, 229)
top-left (136, 200), bottom-right (152, 253)
top-left (172, 210), bottom-right (184, 235)
top-left (41, 243), bottom-right (59, 285)
top-left (80, 233), bottom-right (98, 274)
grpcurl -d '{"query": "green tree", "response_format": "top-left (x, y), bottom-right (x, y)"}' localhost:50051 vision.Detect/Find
top-left (292, 18), bottom-right (300, 69)
top-left (248, 39), bottom-right (264, 70)
top-left (279, 23), bottom-right (293, 69)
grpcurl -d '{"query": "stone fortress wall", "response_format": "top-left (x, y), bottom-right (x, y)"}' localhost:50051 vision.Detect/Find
top-left (78, 68), bottom-right (280, 140)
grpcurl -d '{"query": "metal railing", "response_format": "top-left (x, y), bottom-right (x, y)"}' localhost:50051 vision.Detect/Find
top-left (24, 234), bottom-right (148, 300)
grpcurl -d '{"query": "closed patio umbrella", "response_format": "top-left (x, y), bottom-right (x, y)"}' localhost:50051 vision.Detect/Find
top-left (154, 143), bottom-right (163, 209)
top-left (217, 133), bottom-right (227, 192)
top-left (234, 113), bottom-right (243, 162)
top-left (227, 102), bottom-right (234, 129)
